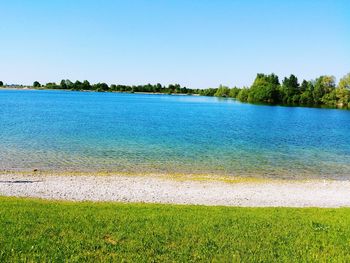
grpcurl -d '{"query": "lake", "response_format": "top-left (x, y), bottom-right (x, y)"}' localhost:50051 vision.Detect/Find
top-left (1, 89), bottom-right (350, 179)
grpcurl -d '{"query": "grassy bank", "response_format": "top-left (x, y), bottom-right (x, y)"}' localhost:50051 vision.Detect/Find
top-left (0, 197), bottom-right (349, 262)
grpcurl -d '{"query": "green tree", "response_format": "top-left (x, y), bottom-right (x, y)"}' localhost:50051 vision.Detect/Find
top-left (180, 87), bottom-right (188, 94)
top-left (45, 82), bottom-right (59, 89)
top-left (338, 73), bottom-right (350, 90)
top-left (82, 80), bottom-right (92, 90)
top-left (237, 88), bottom-right (249, 102)
top-left (199, 88), bottom-right (217, 96)
top-left (313, 76), bottom-right (335, 104)
top-left (280, 74), bottom-right (299, 104)
top-left (300, 80), bottom-right (309, 93)
top-left (229, 87), bottom-right (240, 98)
top-left (336, 87), bottom-right (350, 108)
top-left (60, 80), bottom-right (67, 89)
top-left (155, 83), bottom-right (162, 92)
top-left (60, 79), bottom-right (73, 89)
top-left (248, 73), bottom-right (280, 104)
top-left (336, 73), bottom-right (350, 108)
top-left (299, 81), bottom-right (314, 105)
top-left (321, 89), bottom-right (337, 107)
top-left (0, 81), bottom-right (3, 87)
top-left (93, 83), bottom-right (109, 92)
top-left (214, 85), bottom-right (230, 97)
top-left (73, 80), bottom-right (83, 90)
top-left (33, 81), bottom-right (41, 88)
top-left (174, 84), bottom-right (181, 94)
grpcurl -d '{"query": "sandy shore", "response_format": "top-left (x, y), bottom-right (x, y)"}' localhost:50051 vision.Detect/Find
top-left (0, 173), bottom-right (349, 207)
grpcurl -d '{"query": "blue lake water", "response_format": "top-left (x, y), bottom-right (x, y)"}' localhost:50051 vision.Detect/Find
top-left (1, 89), bottom-right (350, 179)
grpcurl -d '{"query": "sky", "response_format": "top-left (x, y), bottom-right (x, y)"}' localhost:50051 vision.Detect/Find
top-left (1, 0), bottom-right (349, 89)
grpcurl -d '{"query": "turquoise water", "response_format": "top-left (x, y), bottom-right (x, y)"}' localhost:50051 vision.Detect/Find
top-left (1, 89), bottom-right (350, 179)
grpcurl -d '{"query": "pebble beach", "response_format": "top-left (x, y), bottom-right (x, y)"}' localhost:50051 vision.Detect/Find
top-left (1, 172), bottom-right (349, 207)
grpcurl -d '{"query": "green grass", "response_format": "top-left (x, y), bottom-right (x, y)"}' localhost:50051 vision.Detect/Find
top-left (0, 197), bottom-right (349, 262)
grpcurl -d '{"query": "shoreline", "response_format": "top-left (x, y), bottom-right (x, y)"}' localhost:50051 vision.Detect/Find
top-left (0, 172), bottom-right (349, 207)
top-left (0, 87), bottom-right (198, 96)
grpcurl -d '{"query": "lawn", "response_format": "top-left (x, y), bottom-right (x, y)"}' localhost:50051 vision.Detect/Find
top-left (0, 197), bottom-right (349, 262)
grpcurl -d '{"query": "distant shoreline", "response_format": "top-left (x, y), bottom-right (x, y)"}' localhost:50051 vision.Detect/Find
top-left (0, 86), bottom-right (36, 90)
top-left (0, 86), bottom-right (200, 96)
top-left (2, 72), bottom-right (350, 110)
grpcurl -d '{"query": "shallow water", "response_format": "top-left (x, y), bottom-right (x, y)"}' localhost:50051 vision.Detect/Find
top-left (1, 89), bottom-right (350, 179)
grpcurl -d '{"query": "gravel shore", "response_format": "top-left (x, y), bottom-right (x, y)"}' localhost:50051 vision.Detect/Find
top-left (0, 173), bottom-right (349, 207)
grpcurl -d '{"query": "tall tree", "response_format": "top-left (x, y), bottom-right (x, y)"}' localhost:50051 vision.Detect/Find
top-left (248, 73), bottom-right (280, 103)
top-left (60, 80), bottom-right (67, 89)
top-left (229, 87), bottom-right (240, 98)
top-left (338, 73), bottom-right (350, 90)
top-left (63, 79), bottom-right (73, 89)
top-left (73, 80), bottom-right (83, 90)
top-left (82, 80), bottom-right (91, 90)
top-left (313, 76), bottom-right (335, 104)
top-left (237, 88), bottom-right (249, 101)
top-left (33, 81), bottom-right (41, 87)
top-left (299, 80), bottom-right (314, 105)
top-left (300, 80), bottom-right (308, 93)
top-left (280, 74), bottom-right (299, 103)
top-left (336, 73), bottom-right (350, 108)
top-left (214, 85), bottom-right (230, 97)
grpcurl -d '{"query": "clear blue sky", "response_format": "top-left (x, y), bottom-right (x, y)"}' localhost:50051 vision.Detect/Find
top-left (1, 0), bottom-right (349, 88)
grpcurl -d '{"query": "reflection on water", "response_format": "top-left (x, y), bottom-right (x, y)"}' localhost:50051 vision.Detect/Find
top-left (1, 89), bottom-right (350, 179)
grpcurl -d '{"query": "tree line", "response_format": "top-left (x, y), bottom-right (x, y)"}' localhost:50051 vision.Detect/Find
top-left (39, 80), bottom-right (195, 94)
top-left (2, 72), bottom-right (350, 109)
top-left (207, 73), bottom-right (350, 109)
